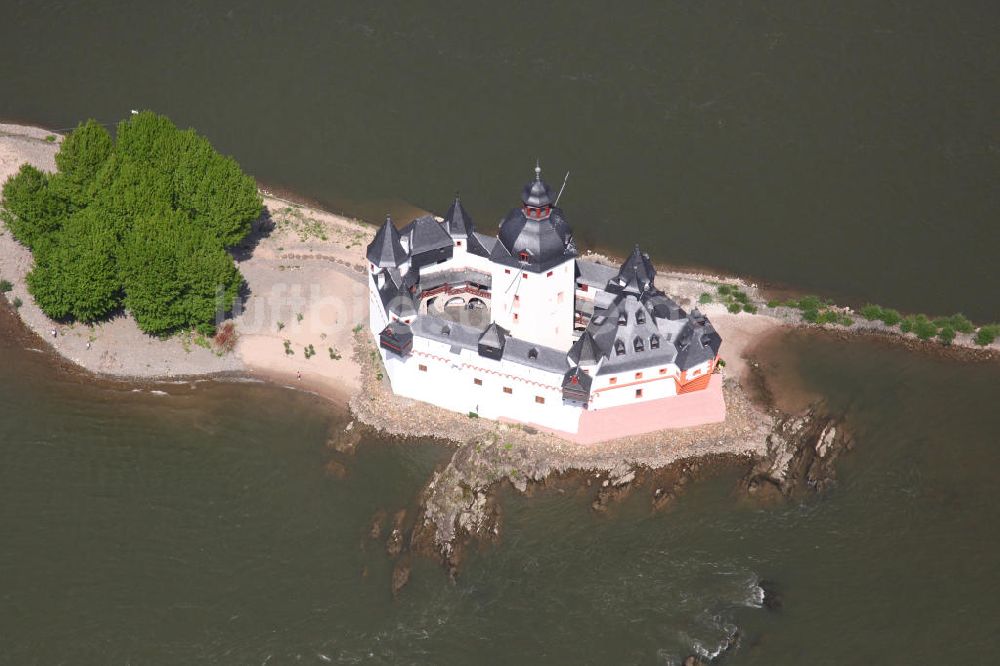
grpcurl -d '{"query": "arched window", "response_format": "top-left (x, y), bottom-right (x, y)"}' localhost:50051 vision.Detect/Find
top-left (615, 340), bottom-right (626, 356)
top-left (650, 335), bottom-right (660, 349)
top-left (633, 336), bottom-right (644, 352)
top-left (635, 310), bottom-right (646, 325)
top-left (528, 347), bottom-right (538, 360)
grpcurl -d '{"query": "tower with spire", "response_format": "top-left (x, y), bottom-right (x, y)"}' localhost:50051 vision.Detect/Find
top-left (491, 163), bottom-right (578, 349)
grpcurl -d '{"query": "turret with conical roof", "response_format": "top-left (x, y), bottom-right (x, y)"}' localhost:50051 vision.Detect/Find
top-left (442, 195), bottom-right (474, 238)
top-left (607, 245), bottom-right (656, 296)
top-left (366, 215), bottom-right (408, 268)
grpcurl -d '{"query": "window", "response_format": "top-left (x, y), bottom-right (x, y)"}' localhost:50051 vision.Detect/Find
top-left (505, 268), bottom-right (511, 274)
top-left (474, 377), bottom-right (483, 386)
top-left (635, 372), bottom-right (643, 380)
top-left (528, 348), bottom-right (539, 360)
top-left (617, 313), bottom-right (627, 326)
top-left (659, 368), bottom-right (668, 375)
top-left (535, 396), bottom-right (545, 404)
top-left (513, 313), bottom-right (520, 322)
top-left (456, 240), bottom-right (462, 247)
top-left (418, 364), bottom-right (428, 372)
top-left (635, 389), bottom-right (643, 399)
top-left (636, 310), bottom-right (646, 325)
top-left (650, 335), bottom-right (660, 350)
top-left (579, 283), bottom-right (589, 292)
top-left (633, 336), bottom-right (644, 352)
top-left (610, 377), bottom-right (618, 385)
top-left (519, 251), bottom-right (529, 262)
top-left (503, 386), bottom-right (513, 394)
top-left (522, 272), bottom-right (528, 279)
top-left (547, 271), bottom-right (554, 277)
top-left (514, 295), bottom-right (520, 304)
top-left (615, 340), bottom-right (626, 356)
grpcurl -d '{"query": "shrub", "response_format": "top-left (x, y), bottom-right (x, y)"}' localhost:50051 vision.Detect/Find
top-left (766, 299), bottom-right (779, 308)
top-left (911, 315), bottom-right (937, 340)
top-left (816, 310), bottom-right (841, 325)
top-left (467, 411), bottom-right (479, 418)
top-left (12, 297), bottom-right (22, 309)
top-left (44, 135), bottom-right (57, 143)
top-left (328, 347), bottom-right (341, 360)
top-left (352, 324), bottom-right (363, 334)
top-left (795, 295), bottom-right (823, 311)
top-left (698, 292), bottom-right (712, 304)
top-left (933, 314), bottom-right (974, 334)
top-left (879, 308), bottom-right (901, 327)
top-left (717, 285), bottom-right (733, 296)
top-left (974, 325), bottom-right (999, 346)
top-left (732, 290), bottom-right (750, 305)
top-left (900, 316), bottom-right (914, 333)
top-left (0, 279), bottom-right (12, 292)
top-left (860, 304), bottom-right (883, 321)
top-left (742, 303), bottom-right (758, 314)
top-left (283, 339), bottom-right (293, 355)
top-left (840, 315), bottom-right (854, 326)
top-left (727, 301), bottom-right (742, 314)
top-left (213, 321), bottom-right (238, 353)
top-left (937, 325), bottom-right (956, 346)
top-left (801, 308), bottom-right (820, 323)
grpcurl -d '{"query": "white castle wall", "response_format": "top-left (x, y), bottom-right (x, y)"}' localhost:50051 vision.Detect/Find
top-left (380, 337), bottom-right (582, 434)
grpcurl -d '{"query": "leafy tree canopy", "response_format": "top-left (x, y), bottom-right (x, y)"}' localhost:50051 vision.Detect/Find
top-left (0, 111), bottom-right (262, 334)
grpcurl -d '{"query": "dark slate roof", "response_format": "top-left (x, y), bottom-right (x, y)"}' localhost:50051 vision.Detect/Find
top-left (466, 232), bottom-right (495, 258)
top-left (575, 259), bottom-right (619, 289)
top-left (366, 216), bottom-right (407, 268)
top-left (478, 322), bottom-right (509, 351)
top-left (522, 166), bottom-right (554, 207)
top-left (586, 293), bottom-right (680, 376)
top-left (411, 316), bottom-right (482, 351)
top-left (503, 337), bottom-right (568, 374)
top-left (607, 245), bottom-right (656, 296)
top-left (402, 214), bottom-right (454, 255)
top-left (441, 196), bottom-right (474, 238)
top-left (375, 269), bottom-right (418, 318)
top-left (568, 331), bottom-right (602, 366)
top-left (673, 311), bottom-right (723, 371)
top-left (644, 291), bottom-right (686, 321)
top-left (496, 206), bottom-right (577, 272)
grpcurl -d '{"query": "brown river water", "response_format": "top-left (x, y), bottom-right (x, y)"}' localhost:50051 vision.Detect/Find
top-left (1, 2), bottom-right (998, 663)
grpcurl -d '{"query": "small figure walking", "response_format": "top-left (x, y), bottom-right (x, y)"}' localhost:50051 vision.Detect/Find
top-left (50, 329), bottom-right (57, 339)
top-left (297, 371), bottom-right (302, 381)
top-left (86, 342), bottom-right (91, 350)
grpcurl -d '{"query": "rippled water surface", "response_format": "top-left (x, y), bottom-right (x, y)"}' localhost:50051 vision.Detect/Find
top-left (1, 1), bottom-right (998, 318)
top-left (2, 315), bottom-right (999, 663)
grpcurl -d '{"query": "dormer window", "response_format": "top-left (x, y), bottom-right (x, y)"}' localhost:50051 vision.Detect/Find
top-left (636, 310), bottom-right (646, 325)
top-left (519, 251), bottom-right (530, 262)
top-left (528, 348), bottom-right (538, 360)
top-left (633, 336), bottom-right (644, 352)
top-left (650, 335), bottom-right (660, 349)
top-left (615, 340), bottom-right (626, 356)
top-left (617, 313), bottom-right (627, 326)
top-left (441, 325), bottom-right (451, 336)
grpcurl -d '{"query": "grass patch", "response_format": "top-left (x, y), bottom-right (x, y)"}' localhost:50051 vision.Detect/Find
top-left (698, 292), bottom-right (712, 304)
top-left (0, 279), bottom-right (12, 292)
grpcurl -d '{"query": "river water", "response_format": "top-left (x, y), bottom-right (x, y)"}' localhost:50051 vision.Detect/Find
top-left (2, 2), bottom-right (999, 663)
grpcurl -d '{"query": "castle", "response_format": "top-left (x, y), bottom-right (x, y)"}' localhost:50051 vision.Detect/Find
top-left (366, 165), bottom-right (725, 441)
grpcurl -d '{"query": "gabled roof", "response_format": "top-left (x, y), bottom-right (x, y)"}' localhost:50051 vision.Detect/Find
top-left (366, 216), bottom-right (408, 268)
top-left (402, 215), bottom-right (453, 255)
top-left (442, 196), bottom-right (474, 238)
top-left (608, 245), bottom-right (656, 296)
top-left (568, 330), bottom-right (602, 366)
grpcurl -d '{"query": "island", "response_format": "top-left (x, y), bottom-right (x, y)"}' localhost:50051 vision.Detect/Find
top-left (2, 115), bottom-right (997, 579)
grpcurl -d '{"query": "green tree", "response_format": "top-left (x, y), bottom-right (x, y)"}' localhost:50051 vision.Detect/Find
top-left (975, 325), bottom-right (999, 346)
top-left (0, 164), bottom-right (69, 249)
top-left (119, 212), bottom-right (243, 335)
top-left (26, 207), bottom-right (122, 321)
top-left (50, 120), bottom-right (113, 207)
top-left (936, 325), bottom-right (956, 346)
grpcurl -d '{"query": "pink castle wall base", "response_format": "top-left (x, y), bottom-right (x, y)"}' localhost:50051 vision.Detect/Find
top-left (502, 374), bottom-right (727, 445)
